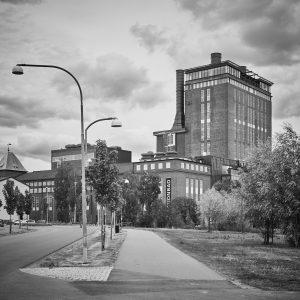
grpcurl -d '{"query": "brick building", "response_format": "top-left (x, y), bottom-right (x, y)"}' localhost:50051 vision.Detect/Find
top-left (154, 52), bottom-right (273, 161)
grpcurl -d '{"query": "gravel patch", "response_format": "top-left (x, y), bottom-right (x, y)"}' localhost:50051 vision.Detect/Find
top-left (20, 266), bottom-right (112, 281)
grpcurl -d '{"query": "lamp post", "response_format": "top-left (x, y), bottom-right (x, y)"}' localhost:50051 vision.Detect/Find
top-left (12, 64), bottom-right (88, 263)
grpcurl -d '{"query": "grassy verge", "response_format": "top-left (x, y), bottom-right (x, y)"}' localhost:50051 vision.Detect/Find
top-left (28, 227), bottom-right (126, 268)
top-left (152, 228), bottom-right (300, 291)
top-left (0, 225), bottom-right (35, 237)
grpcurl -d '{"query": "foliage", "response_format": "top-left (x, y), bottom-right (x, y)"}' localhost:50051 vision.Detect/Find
top-left (3, 180), bottom-right (17, 233)
top-left (136, 173), bottom-right (161, 227)
top-left (87, 140), bottom-right (120, 209)
top-left (169, 197), bottom-right (198, 228)
top-left (54, 164), bottom-right (72, 222)
top-left (239, 124), bottom-right (300, 246)
top-left (24, 190), bottom-right (33, 216)
top-left (200, 188), bottom-right (226, 231)
top-left (15, 187), bottom-right (25, 222)
top-left (120, 173), bottom-right (140, 226)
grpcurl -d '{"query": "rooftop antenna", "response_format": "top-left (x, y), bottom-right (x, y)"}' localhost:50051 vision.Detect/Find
top-left (7, 143), bottom-right (12, 152)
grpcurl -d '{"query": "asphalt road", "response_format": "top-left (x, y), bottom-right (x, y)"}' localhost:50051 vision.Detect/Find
top-left (0, 226), bottom-right (300, 300)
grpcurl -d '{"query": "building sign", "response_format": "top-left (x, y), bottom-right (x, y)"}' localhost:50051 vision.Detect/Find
top-left (166, 178), bottom-right (172, 206)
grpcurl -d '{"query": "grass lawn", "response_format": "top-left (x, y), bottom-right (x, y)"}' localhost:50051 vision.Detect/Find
top-left (153, 228), bottom-right (300, 291)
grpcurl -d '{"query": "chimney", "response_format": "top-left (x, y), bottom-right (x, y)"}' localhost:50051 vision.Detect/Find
top-left (171, 69), bottom-right (185, 130)
top-left (211, 52), bottom-right (222, 64)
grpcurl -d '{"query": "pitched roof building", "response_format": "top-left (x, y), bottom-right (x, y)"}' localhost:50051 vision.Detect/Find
top-left (0, 150), bottom-right (27, 179)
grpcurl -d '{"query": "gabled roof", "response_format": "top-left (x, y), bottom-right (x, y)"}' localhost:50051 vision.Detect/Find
top-left (17, 169), bottom-right (57, 181)
top-left (0, 151), bottom-right (27, 172)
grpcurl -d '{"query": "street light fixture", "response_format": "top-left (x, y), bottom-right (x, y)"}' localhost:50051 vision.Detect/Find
top-left (12, 63), bottom-right (89, 263)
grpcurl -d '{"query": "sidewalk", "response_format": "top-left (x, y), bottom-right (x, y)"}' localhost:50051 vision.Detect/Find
top-left (110, 228), bottom-right (225, 281)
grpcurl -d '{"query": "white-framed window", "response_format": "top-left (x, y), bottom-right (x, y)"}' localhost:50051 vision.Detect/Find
top-left (166, 162), bottom-right (171, 168)
top-left (195, 180), bottom-right (199, 200)
top-left (158, 163), bottom-right (163, 169)
top-left (151, 163), bottom-right (155, 170)
top-left (200, 180), bottom-right (203, 195)
top-left (136, 165), bottom-right (141, 171)
top-left (143, 164), bottom-right (148, 171)
top-left (190, 179), bottom-right (194, 199)
top-left (181, 162), bottom-right (185, 169)
top-left (186, 178), bottom-right (189, 197)
top-left (200, 165), bottom-right (204, 172)
top-left (195, 165), bottom-right (199, 171)
top-left (191, 164), bottom-right (194, 171)
top-left (185, 163), bottom-right (190, 170)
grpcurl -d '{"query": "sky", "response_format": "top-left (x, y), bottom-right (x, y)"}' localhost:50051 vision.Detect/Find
top-left (0, 0), bottom-right (299, 171)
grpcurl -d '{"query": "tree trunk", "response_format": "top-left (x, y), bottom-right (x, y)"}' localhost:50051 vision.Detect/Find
top-left (9, 215), bottom-right (12, 234)
top-left (110, 210), bottom-right (113, 240)
top-left (208, 216), bottom-right (211, 232)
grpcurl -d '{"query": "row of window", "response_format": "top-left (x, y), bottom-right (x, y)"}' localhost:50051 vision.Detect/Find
top-left (30, 187), bottom-right (54, 194)
top-left (186, 178), bottom-right (204, 201)
top-left (27, 181), bottom-right (54, 187)
top-left (135, 162), bottom-right (210, 173)
top-left (185, 65), bottom-right (241, 81)
top-left (185, 77), bottom-right (271, 101)
top-left (32, 197), bottom-right (54, 211)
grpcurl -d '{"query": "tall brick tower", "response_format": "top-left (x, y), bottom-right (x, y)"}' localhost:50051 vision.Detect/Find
top-left (154, 53), bottom-right (273, 161)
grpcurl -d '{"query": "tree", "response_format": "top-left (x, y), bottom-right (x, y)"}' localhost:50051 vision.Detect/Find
top-left (120, 173), bottom-right (140, 226)
top-left (87, 139), bottom-right (120, 247)
top-left (239, 140), bottom-right (279, 244)
top-left (54, 164), bottom-right (73, 222)
top-left (200, 188), bottom-right (225, 232)
top-left (137, 173), bottom-right (161, 227)
top-left (272, 124), bottom-right (300, 247)
top-left (24, 190), bottom-right (33, 230)
top-left (15, 187), bottom-right (25, 228)
top-left (169, 197), bottom-right (198, 228)
top-left (3, 180), bottom-right (17, 234)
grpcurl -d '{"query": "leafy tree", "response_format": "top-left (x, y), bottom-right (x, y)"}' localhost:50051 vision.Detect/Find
top-left (15, 187), bottom-right (25, 228)
top-left (24, 190), bottom-right (33, 230)
top-left (136, 173), bottom-right (161, 227)
top-left (200, 188), bottom-right (225, 232)
top-left (87, 139), bottom-right (120, 247)
top-left (169, 197), bottom-right (198, 228)
top-left (54, 164), bottom-right (73, 222)
top-left (120, 173), bottom-right (140, 226)
top-left (87, 140), bottom-right (119, 207)
top-left (239, 140), bottom-right (279, 244)
top-left (3, 180), bottom-right (17, 234)
top-left (272, 124), bottom-right (300, 246)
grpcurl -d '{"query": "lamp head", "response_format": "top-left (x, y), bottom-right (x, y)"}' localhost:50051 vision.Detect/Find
top-left (12, 65), bottom-right (24, 75)
top-left (111, 119), bottom-right (122, 127)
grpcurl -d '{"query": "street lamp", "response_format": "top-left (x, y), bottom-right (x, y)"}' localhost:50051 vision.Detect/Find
top-left (12, 63), bottom-right (89, 263)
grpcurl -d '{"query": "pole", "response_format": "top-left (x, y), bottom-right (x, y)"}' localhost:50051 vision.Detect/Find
top-left (14, 64), bottom-right (88, 263)
top-left (46, 187), bottom-right (48, 224)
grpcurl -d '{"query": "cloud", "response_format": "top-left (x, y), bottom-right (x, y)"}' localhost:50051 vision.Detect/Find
top-left (0, 0), bottom-right (42, 4)
top-left (130, 23), bottom-right (169, 53)
top-left (174, 0), bottom-right (300, 66)
top-left (51, 53), bottom-right (169, 109)
top-left (0, 95), bottom-right (75, 128)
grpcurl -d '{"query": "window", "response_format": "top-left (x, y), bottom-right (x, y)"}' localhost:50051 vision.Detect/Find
top-left (207, 89), bottom-right (211, 102)
top-left (191, 164), bottom-right (194, 171)
top-left (200, 165), bottom-right (204, 172)
top-left (181, 162), bottom-right (185, 169)
top-left (195, 180), bottom-right (199, 200)
top-left (199, 180), bottom-right (203, 194)
top-left (166, 162), bottom-right (171, 168)
top-left (136, 165), bottom-right (141, 171)
top-left (201, 90), bottom-right (205, 102)
top-left (158, 163), bottom-right (163, 169)
top-left (195, 165), bottom-right (199, 171)
top-left (186, 178), bottom-right (189, 197)
top-left (167, 133), bottom-right (175, 146)
top-left (143, 164), bottom-right (148, 171)
top-left (185, 163), bottom-right (190, 170)
top-left (190, 179), bottom-right (194, 199)
top-left (151, 163), bottom-right (155, 170)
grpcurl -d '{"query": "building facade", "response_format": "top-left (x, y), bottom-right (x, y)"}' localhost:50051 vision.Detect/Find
top-left (154, 53), bottom-right (273, 161)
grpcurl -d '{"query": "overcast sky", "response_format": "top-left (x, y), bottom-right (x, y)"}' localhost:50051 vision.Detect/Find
top-left (0, 0), bottom-right (299, 171)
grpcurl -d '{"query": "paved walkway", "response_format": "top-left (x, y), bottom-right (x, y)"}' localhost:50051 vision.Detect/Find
top-left (110, 229), bottom-right (225, 281)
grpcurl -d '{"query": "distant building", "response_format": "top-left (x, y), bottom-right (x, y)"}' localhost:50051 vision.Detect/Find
top-left (17, 170), bottom-right (57, 222)
top-left (154, 52), bottom-right (273, 161)
top-left (0, 150), bottom-right (27, 179)
top-left (51, 144), bottom-right (132, 170)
